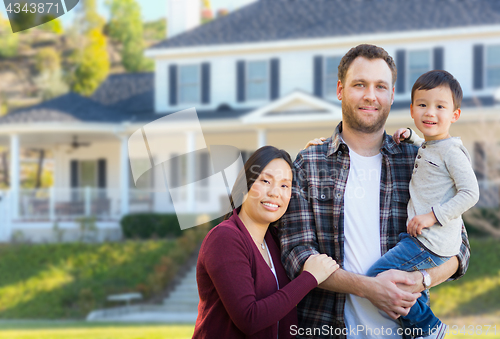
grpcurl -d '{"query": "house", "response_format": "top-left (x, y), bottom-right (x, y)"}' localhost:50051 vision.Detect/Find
top-left (1, 0), bottom-right (500, 242)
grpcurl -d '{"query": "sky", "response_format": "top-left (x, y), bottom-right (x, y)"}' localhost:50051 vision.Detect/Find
top-left (1, 0), bottom-right (257, 28)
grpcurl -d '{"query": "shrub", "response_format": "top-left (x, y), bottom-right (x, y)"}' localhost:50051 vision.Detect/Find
top-left (120, 213), bottom-right (183, 239)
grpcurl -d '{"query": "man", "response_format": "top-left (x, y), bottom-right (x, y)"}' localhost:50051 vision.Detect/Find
top-left (280, 44), bottom-right (470, 339)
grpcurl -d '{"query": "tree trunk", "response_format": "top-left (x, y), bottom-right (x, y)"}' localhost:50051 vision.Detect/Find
top-left (35, 149), bottom-right (45, 189)
top-left (1, 151), bottom-right (9, 186)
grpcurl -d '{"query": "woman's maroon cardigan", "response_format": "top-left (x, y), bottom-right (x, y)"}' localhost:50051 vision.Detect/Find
top-left (192, 211), bottom-right (317, 339)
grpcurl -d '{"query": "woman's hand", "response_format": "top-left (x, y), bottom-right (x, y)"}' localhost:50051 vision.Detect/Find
top-left (392, 128), bottom-right (410, 144)
top-left (303, 137), bottom-right (326, 150)
top-left (303, 254), bottom-right (339, 285)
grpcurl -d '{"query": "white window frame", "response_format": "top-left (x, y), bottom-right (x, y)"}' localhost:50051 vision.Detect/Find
top-left (324, 55), bottom-right (342, 99)
top-left (246, 60), bottom-right (269, 101)
top-left (178, 64), bottom-right (201, 104)
top-left (485, 45), bottom-right (500, 89)
top-left (407, 49), bottom-right (432, 91)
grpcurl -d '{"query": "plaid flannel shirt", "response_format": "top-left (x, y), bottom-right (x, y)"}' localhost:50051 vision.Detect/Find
top-left (279, 122), bottom-right (470, 338)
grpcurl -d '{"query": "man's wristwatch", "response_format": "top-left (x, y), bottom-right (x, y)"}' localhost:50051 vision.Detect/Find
top-left (419, 270), bottom-right (431, 289)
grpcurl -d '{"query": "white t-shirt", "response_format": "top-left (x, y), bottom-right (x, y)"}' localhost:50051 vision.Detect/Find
top-left (343, 149), bottom-right (401, 339)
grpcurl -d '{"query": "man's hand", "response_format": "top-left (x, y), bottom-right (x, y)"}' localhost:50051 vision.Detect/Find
top-left (407, 212), bottom-right (437, 237)
top-left (365, 270), bottom-right (421, 320)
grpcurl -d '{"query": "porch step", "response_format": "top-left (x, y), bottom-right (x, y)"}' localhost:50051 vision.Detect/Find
top-left (87, 260), bottom-right (200, 323)
top-left (162, 264), bottom-right (199, 313)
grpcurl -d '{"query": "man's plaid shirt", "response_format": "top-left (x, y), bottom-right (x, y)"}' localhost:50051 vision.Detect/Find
top-left (279, 122), bottom-right (470, 338)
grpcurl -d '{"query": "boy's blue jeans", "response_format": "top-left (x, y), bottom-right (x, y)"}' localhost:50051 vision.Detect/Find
top-left (366, 233), bottom-right (450, 337)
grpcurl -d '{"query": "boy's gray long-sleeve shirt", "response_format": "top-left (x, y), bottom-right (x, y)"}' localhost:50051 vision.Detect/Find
top-left (408, 136), bottom-right (479, 256)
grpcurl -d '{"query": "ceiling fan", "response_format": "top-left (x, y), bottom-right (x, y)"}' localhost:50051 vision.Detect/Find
top-left (66, 136), bottom-right (91, 153)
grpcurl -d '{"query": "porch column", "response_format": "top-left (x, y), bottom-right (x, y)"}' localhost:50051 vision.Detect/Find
top-left (120, 135), bottom-right (130, 215)
top-left (258, 129), bottom-right (267, 148)
top-left (186, 131), bottom-right (196, 212)
top-left (10, 134), bottom-right (19, 219)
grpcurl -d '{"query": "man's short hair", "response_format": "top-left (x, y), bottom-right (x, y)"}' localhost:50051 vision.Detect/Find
top-left (411, 70), bottom-right (463, 110)
top-left (338, 44), bottom-right (397, 86)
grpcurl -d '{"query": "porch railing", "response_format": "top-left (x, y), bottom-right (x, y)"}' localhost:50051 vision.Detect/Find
top-left (15, 186), bottom-right (229, 221)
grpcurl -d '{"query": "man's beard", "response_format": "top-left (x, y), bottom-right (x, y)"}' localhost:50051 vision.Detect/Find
top-left (342, 100), bottom-right (390, 134)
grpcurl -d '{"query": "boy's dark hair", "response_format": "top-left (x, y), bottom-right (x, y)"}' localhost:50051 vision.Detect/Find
top-left (411, 70), bottom-right (463, 110)
top-left (338, 44), bottom-right (397, 86)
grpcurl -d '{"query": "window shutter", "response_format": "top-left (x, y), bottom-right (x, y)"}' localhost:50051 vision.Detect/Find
top-left (169, 64), bottom-right (178, 106)
top-left (473, 44), bottom-right (484, 90)
top-left (270, 58), bottom-right (280, 100)
top-left (313, 56), bottom-right (323, 97)
top-left (98, 159), bottom-right (106, 188)
top-left (201, 63), bottom-right (211, 104)
top-left (237, 61), bottom-right (246, 102)
top-left (396, 50), bottom-right (406, 94)
top-left (70, 160), bottom-right (78, 188)
top-left (433, 47), bottom-right (444, 70)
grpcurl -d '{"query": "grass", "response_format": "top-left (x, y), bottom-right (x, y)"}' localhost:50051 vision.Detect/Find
top-left (0, 241), bottom-right (179, 319)
top-left (0, 321), bottom-right (194, 339)
top-left (431, 238), bottom-right (500, 318)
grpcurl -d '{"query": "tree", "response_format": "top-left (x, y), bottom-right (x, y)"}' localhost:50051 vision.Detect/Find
top-left (70, 28), bottom-right (109, 96)
top-left (106, 0), bottom-right (153, 72)
top-left (69, 0), bottom-right (109, 96)
top-left (0, 13), bottom-right (19, 58)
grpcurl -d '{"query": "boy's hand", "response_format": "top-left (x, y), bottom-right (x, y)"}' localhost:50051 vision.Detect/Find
top-left (303, 137), bottom-right (326, 150)
top-left (407, 212), bottom-right (437, 237)
top-left (393, 128), bottom-right (410, 144)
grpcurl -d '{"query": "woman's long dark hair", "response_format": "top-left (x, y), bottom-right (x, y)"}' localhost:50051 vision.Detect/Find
top-left (224, 146), bottom-right (293, 221)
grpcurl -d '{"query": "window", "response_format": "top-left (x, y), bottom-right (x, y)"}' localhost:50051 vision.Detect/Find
top-left (408, 50), bottom-right (431, 89)
top-left (247, 61), bottom-right (269, 101)
top-left (486, 45), bottom-right (500, 88)
top-left (80, 160), bottom-right (97, 187)
top-left (325, 56), bottom-right (342, 97)
top-left (179, 65), bottom-right (200, 104)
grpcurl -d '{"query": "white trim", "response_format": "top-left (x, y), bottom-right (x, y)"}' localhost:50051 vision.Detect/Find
top-left (145, 25), bottom-right (500, 59)
top-left (242, 90), bottom-right (342, 124)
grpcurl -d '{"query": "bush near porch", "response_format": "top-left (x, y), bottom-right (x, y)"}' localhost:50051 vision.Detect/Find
top-left (0, 223), bottom-right (210, 319)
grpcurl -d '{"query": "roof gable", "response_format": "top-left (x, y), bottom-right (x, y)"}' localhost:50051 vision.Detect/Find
top-left (242, 90), bottom-right (341, 124)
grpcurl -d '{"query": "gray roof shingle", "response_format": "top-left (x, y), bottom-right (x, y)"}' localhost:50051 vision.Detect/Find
top-left (0, 93), bottom-right (124, 125)
top-left (150, 0), bottom-right (500, 50)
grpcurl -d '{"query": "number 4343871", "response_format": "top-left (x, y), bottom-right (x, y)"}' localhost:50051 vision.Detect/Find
top-left (6, 3), bottom-right (59, 14)
top-left (448, 325), bottom-right (497, 335)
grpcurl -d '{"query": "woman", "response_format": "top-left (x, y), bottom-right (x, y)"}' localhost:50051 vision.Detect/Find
top-left (193, 146), bottom-right (339, 339)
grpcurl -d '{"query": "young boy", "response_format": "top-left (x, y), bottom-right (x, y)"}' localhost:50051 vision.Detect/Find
top-left (365, 70), bottom-right (480, 339)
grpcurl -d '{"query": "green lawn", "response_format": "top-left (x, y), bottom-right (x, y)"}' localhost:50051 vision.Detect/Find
top-left (431, 238), bottom-right (500, 318)
top-left (0, 321), bottom-right (195, 339)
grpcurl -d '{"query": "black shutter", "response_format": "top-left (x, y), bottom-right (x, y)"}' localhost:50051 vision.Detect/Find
top-left (70, 160), bottom-right (78, 187)
top-left (237, 61), bottom-right (246, 102)
top-left (97, 159), bottom-right (106, 188)
top-left (169, 64), bottom-right (178, 106)
top-left (396, 50), bottom-right (406, 94)
top-left (201, 63), bottom-right (210, 104)
top-left (170, 154), bottom-right (179, 185)
top-left (270, 58), bottom-right (280, 100)
top-left (314, 56), bottom-right (323, 97)
top-left (473, 44), bottom-right (484, 90)
top-left (433, 47), bottom-right (444, 70)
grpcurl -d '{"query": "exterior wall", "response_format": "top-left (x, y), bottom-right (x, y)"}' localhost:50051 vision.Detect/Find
top-left (154, 31), bottom-right (500, 114)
